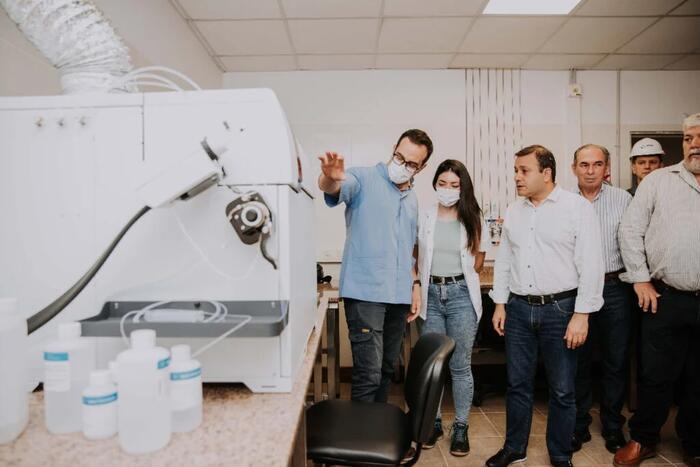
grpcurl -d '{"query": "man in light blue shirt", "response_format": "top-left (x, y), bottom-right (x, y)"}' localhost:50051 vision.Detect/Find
top-left (319, 129), bottom-right (433, 402)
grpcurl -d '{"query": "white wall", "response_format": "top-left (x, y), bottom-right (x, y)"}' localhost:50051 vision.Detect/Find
top-left (224, 69), bottom-right (466, 261)
top-left (0, 0), bottom-right (221, 96)
top-left (521, 70), bottom-right (700, 190)
top-left (0, 8), bottom-right (61, 95)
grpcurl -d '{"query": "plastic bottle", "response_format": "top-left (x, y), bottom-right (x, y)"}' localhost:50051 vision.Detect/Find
top-left (43, 322), bottom-right (96, 434)
top-left (0, 298), bottom-right (28, 444)
top-left (169, 345), bottom-right (202, 432)
top-left (82, 369), bottom-right (117, 440)
top-left (116, 329), bottom-right (171, 454)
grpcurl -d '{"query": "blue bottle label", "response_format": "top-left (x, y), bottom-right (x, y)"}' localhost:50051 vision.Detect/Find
top-left (43, 352), bottom-right (69, 361)
top-left (82, 393), bottom-right (118, 406)
top-left (170, 367), bottom-right (202, 381)
top-left (157, 357), bottom-right (170, 369)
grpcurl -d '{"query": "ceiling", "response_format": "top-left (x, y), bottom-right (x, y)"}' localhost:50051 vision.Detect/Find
top-left (171, 0), bottom-right (700, 72)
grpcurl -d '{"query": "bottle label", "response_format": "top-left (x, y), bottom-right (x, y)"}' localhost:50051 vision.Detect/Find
top-left (83, 393), bottom-right (118, 406)
top-left (170, 368), bottom-right (201, 381)
top-left (170, 367), bottom-right (202, 411)
top-left (83, 399), bottom-right (117, 438)
top-left (158, 357), bottom-right (170, 370)
top-left (43, 352), bottom-right (70, 392)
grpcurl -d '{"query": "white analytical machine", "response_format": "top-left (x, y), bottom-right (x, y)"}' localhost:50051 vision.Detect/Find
top-left (0, 89), bottom-right (317, 392)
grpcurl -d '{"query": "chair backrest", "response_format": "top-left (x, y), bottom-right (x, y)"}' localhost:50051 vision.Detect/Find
top-left (404, 333), bottom-right (455, 444)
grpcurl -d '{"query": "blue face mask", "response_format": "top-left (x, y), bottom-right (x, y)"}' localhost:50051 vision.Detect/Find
top-left (387, 160), bottom-right (413, 185)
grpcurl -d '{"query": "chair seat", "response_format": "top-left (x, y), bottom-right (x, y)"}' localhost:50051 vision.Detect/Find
top-left (306, 399), bottom-right (412, 466)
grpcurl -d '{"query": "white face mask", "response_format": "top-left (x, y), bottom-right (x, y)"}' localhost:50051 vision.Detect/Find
top-left (387, 160), bottom-right (413, 185)
top-left (436, 188), bottom-right (460, 207)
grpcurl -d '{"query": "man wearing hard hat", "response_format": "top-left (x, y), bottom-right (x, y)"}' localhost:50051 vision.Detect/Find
top-left (628, 138), bottom-right (664, 196)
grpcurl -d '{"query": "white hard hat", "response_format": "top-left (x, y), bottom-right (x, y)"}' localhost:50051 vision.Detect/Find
top-left (630, 138), bottom-right (664, 160)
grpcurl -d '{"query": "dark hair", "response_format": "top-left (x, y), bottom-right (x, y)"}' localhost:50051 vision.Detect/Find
top-left (395, 129), bottom-right (433, 165)
top-left (515, 144), bottom-right (556, 182)
top-left (573, 143), bottom-right (610, 164)
top-left (432, 159), bottom-right (482, 255)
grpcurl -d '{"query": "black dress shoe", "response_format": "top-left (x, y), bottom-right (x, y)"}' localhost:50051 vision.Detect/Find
top-left (603, 430), bottom-right (627, 454)
top-left (485, 448), bottom-right (527, 467)
top-left (551, 460), bottom-right (573, 467)
top-left (572, 429), bottom-right (592, 452)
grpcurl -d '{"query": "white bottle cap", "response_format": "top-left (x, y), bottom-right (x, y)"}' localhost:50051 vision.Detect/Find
top-left (0, 298), bottom-right (17, 315)
top-left (58, 322), bottom-right (82, 339)
top-left (171, 344), bottom-right (191, 363)
top-left (130, 329), bottom-right (156, 349)
top-left (89, 369), bottom-right (112, 386)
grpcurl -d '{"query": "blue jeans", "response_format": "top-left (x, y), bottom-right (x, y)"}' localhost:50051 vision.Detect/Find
top-left (575, 279), bottom-right (632, 435)
top-left (343, 298), bottom-right (408, 402)
top-left (504, 295), bottom-right (578, 462)
top-left (422, 280), bottom-right (478, 424)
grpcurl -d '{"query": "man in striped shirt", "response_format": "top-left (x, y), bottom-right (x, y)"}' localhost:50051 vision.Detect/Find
top-left (614, 113), bottom-right (700, 467)
top-left (571, 144), bottom-right (633, 454)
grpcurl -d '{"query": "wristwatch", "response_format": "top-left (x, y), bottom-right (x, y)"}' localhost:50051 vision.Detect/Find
top-left (412, 279), bottom-right (421, 287)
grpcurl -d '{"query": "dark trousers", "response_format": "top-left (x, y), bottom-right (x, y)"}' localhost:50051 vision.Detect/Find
top-left (504, 295), bottom-right (578, 462)
top-left (343, 298), bottom-right (408, 402)
top-left (575, 279), bottom-right (633, 435)
top-left (629, 289), bottom-right (700, 456)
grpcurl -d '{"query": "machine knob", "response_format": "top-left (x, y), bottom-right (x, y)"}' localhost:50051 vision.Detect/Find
top-left (241, 204), bottom-right (264, 228)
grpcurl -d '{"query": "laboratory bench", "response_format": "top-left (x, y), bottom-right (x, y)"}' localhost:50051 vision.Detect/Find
top-left (0, 294), bottom-right (337, 467)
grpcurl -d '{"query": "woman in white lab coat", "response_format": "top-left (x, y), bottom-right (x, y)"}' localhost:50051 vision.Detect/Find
top-left (417, 159), bottom-right (490, 457)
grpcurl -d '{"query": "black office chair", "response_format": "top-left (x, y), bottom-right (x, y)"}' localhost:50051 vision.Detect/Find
top-left (306, 333), bottom-right (456, 466)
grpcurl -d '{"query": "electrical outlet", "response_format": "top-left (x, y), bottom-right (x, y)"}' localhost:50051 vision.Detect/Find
top-left (568, 83), bottom-right (583, 97)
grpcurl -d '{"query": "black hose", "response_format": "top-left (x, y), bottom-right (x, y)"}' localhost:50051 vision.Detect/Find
top-left (27, 206), bottom-right (151, 334)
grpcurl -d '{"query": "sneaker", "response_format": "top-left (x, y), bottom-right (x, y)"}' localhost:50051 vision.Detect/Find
top-left (423, 418), bottom-right (443, 449)
top-left (449, 422), bottom-right (470, 456)
top-left (486, 448), bottom-right (527, 467)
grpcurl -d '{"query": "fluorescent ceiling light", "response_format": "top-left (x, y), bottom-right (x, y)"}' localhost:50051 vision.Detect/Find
top-left (483, 0), bottom-right (582, 15)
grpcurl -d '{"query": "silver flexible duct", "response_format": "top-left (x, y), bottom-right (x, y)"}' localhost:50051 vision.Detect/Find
top-left (0, 0), bottom-right (133, 93)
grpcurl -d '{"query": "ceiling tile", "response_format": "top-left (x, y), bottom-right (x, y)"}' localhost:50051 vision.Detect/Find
top-left (460, 17), bottom-right (565, 53)
top-left (376, 54), bottom-right (453, 69)
top-left (594, 54), bottom-right (684, 69)
top-left (664, 54), bottom-right (700, 69)
top-left (523, 54), bottom-right (605, 69)
top-left (297, 54), bottom-right (375, 70)
top-left (196, 20), bottom-right (292, 55)
top-left (176, 0), bottom-right (281, 19)
top-left (383, 0), bottom-right (484, 17)
top-left (574, 0), bottom-right (683, 16)
top-left (219, 55), bottom-right (297, 72)
top-left (378, 18), bottom-right (473, 53)
top-left (450, 54), bottom-right (529, 68)
top-left (670, 0), bottom-right (700, 15)
top-left (540, 17), bottom-right (656, 53)
top-left (288, 19), bottom-right (379, 53)
top-left (280, 0), bottom-right (382, 18)
top-left (618, 17), bottom-right (700, 53)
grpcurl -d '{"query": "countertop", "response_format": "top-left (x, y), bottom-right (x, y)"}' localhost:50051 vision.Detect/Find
top-left (0, 297), bottom-right (329, 467)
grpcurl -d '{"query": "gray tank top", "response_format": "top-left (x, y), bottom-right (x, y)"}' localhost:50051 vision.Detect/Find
top-left (430, 219), bottom-right (462, 276)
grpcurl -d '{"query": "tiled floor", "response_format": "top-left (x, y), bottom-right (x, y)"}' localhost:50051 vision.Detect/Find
top-left (337, 383), bottom-right (687, 467)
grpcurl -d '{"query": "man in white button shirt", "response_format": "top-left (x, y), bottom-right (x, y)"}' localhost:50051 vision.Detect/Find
top-left (486, 145), bottom-right (604, 467)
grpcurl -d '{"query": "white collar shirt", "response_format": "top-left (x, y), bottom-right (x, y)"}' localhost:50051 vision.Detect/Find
top-left (489, 185), bottom-right (604, 313)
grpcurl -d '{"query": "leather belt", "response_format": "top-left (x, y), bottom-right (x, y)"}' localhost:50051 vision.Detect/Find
top-left (511, 288), bottom-right (578, 306)
top-left (652, 280), bottom-right (700, 298)
top-left (430, 274), bottom-right (465, 285)
top-left (605, 269), bottom-right (625, 282)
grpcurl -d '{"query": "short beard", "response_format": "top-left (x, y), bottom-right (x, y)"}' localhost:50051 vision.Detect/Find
top-left (684, 156), bottom-right (700, 174)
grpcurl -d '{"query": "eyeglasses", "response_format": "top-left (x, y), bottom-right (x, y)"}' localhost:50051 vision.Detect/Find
top-left (392, 153), bottom-right (422, 173)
